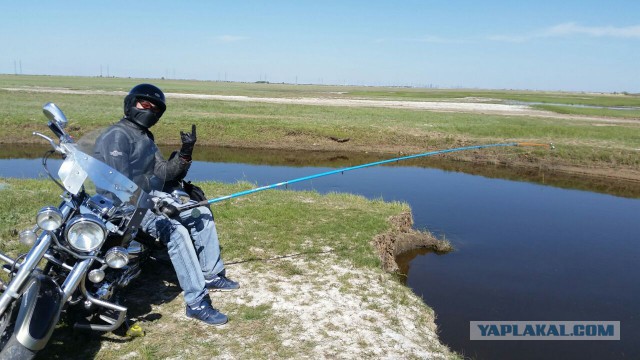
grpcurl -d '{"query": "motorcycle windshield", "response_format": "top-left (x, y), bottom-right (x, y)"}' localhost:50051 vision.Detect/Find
top-left (56, 124), bottom-right (169, 211)
top-left (57, 142), bottom-right (153, 209)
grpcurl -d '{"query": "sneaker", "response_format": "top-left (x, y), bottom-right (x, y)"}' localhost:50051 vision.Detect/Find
top-left (205, 274), bottom-right (240, 292)
top-left (186, 298), bottom-right (228, 326)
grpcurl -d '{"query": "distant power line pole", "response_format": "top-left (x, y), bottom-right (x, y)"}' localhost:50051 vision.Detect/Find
top-left (19, 60), bottom-right (22, 74)
top-left (14, 60), bottom-right (17, 75)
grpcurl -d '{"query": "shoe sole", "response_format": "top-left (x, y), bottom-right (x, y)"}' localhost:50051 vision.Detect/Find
top-left (208, 287), bottom-right (239, 292)
top-left (186, 315), bottom-right (228, 327)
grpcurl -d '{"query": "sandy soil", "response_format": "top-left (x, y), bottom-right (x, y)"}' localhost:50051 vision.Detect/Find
top-left (101, 212), bottom-right (455, 359)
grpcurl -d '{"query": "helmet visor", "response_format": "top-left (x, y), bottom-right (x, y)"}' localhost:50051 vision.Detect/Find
top-left (136, 99), bottom-right (163, 114)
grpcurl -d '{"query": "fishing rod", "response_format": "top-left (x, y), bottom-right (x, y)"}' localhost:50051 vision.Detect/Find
top-left (177, 142), bottom-right (553, 212)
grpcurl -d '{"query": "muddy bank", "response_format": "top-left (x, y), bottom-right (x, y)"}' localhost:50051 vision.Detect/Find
top-left (451, 151), bottom-right (640, 184)
top-left (373, 211), bottom-right (452, 272)
top-left (182, 140), bottom-right (640, 184)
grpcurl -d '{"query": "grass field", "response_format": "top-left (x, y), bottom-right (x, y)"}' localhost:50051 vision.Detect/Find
top-left (531, 104), bottom-right (640, 118)
top-left (1, 74), bottom-right (639, 178)
top-left (2, 74), bottom-right (639, 106)
top-left (0, 178), bottom-right (455, 359)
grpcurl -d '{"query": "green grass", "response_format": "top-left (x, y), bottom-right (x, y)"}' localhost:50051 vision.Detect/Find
top-left (239, 304), bottom-right (272, 321)
top-left (0, 179), bottom-right (405, 268)
top-left (1, 75), bottom-right (639, 175)
top-left (0, 179), bottom-right (61, 255)
top-left (532, 104), bottom-right (640, 118)
top-left (2, 74), bottom-right (639, 106)
top-left (209, 181), bottom-right (406, 269)
top-left (348, 88), bottom-right (640, 107)
top-left (0, 74), bottom-right (412, 98)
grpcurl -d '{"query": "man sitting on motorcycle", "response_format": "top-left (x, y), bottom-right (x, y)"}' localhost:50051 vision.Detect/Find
top-left (94, 83), bottom-right (238, 326)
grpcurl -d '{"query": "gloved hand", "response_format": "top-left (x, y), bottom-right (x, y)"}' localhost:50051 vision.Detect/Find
top-left (157, 200), bottom-right (180, 218)
top-left (179, 124), bottom-right (197, 159)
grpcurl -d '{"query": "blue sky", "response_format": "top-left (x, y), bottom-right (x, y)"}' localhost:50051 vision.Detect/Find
top-left (1, 1), bottom-right (638, 92)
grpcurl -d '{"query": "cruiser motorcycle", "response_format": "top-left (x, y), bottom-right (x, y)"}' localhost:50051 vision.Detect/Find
top-left (0, 103), bottom-right (182, 359)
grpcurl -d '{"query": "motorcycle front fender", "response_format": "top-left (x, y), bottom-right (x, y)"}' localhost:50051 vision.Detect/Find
top-left (13, 275), bottom-right (63, 351)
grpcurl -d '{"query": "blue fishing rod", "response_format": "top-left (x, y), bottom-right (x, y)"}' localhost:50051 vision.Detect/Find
top-left (177, 142), bottom-right (552, 211)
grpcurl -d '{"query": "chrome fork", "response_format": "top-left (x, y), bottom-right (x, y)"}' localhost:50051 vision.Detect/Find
top-left (0, 203), bottom-right (73, 316)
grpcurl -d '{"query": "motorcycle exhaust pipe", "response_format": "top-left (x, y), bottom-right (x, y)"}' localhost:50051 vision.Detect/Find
top-left (73, 278), bottom-right (127, 332)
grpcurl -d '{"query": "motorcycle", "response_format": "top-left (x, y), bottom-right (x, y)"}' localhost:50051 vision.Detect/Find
top-left (0, 103), bottom-right (183, 359)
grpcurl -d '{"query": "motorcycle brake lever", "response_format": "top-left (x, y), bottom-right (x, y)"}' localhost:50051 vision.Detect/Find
top-left (33, 131), bottom-right (62, 153)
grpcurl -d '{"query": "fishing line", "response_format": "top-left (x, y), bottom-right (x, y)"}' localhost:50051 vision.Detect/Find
top-left (179, 142), bottom-right (553, 211)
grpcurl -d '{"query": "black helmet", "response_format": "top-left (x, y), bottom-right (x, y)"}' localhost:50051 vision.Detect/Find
top-left (124, 83), bottom-right (167, 128)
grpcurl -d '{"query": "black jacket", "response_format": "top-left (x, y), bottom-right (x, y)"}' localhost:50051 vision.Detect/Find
top-left (94, 119), bottom-right (190, 192)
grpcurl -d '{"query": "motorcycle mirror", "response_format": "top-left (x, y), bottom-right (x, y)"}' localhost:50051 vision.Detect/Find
top-left (42, 102), bottom-right (68, 129)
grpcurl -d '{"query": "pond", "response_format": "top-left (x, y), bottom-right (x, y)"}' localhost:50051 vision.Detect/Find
top-left (1, 145), bottom-right (639, 360)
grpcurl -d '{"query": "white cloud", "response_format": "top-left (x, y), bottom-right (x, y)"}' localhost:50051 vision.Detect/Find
top-left (543, 22), bottom-right (640, 38)
top-left (216, 35), bottom-right (249, 43)
top-left (374, 35), bottom-right (465, 44)
top-left (488, 22), bottom-right (640, 43)
top-left (486, 34), bottom-right (531, 43)
top-left (410, 35), bottom-right (457, 43)
top-left (379, 23), bottom-right (640, 45)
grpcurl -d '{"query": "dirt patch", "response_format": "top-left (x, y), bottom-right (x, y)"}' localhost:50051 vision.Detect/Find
top-left (50, 238), bottom-right (454, 358)
top-left (373, 212), bottom-right (452, 272)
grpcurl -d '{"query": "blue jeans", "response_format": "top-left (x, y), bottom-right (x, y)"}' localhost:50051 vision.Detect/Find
top-left (141, 203), bottom-right (225, 307)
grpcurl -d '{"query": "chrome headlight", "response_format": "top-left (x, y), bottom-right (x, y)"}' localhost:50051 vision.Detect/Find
top-left (105, 247), bottom-right (129, 269)
top-left (36, 206), bottom-right (63, 231)
top-left (19, 229), bottom-right (37, 246)
top-left (88, 269), bottom-right (105, 283)
top-left (64, 214), bottom-right (107, 252)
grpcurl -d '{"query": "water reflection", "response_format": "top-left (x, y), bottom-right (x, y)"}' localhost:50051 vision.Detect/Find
top-left (2, 144), bottom-right (639, 199)
top-left (396, 247), bottom-right (440, 280)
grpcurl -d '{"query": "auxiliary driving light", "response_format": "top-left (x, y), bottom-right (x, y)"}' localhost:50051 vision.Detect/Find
top-left (36, 206), bottom-right (63, 231)
top-left (65, 214), bottom-right (107, 252)
top-left (19, 229), bottom-right (37, 246)
top-left (105, 247), bottom-right (129, 269)
top-left (88, 269), bottom-right (105, 283)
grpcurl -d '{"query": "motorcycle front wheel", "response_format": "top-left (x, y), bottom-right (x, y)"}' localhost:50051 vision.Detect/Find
top-left (0, 335), bottom-right (35, 360)
top-left (0, 299), bottom-right (35, 360)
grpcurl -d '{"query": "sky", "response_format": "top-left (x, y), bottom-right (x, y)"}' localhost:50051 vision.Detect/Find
top-left (1, 1), bottom-right (639, 92)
